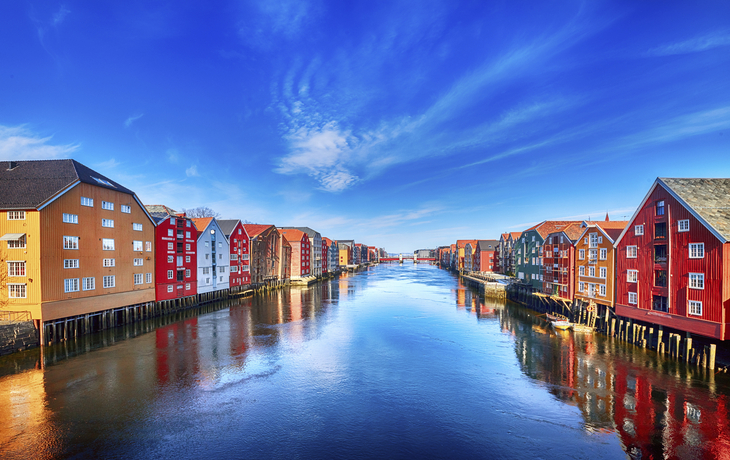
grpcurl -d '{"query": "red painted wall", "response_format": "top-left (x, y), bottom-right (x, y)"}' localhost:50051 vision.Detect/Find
top-left (154, 216), bottom-right (197, 301)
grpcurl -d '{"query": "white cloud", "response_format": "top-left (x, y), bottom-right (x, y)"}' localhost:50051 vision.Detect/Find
top-left (53, 6), bottom-right (70, 26)
top-left (185, 165), bottom-right (199, 177)
top-left (646, 31), bottom-right (730, 56)
top-left (95, 158), bottom-right (121, 170)
top-left (0, 125), bottom-right (79, 160)
top-left (166, 148), bottom-right (179, 163)
top-left (124, 113), bottom-right (144, 128)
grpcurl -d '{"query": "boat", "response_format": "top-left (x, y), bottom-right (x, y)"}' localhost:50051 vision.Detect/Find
top-left (546, 313), bottom-right (571, 330)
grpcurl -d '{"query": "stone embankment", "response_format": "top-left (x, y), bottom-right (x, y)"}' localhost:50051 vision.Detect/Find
top-left (0, 321), bottom-right (39, 356)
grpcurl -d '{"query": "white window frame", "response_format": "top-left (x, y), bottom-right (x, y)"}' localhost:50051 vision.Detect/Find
top-left (101, 201), bottom-right (114, 211)
top-left (146, 273), bottom-right (152, 283)
top-left (63, 213), bottom-right (78, 224)
top-left (635, 225), bottom-right (644, 236)
top-left (167, 285), bottom-right (174, 293)
top-left (103, 275), bottom-right (115, 288)
top-left (626, 246), bottom-right (637, 258)
top-left (7, 210), bottom-right (25, 220)
top-left (579, 266), bottom-right (585, 276)
top-left (578, 281), bottom-right (584, 292)
top-left (688, 300), bottom-right (702, 316)
top-left (600, 248), bottom-right (607, 260)
top-left (64, 259), bottom-right (79, 269)
top-left (600, 267), bottom-right (607, 278)
top-left (599, 284), bottom-right (606, 296)
top-left (102, 218), bottom-right (114, 228)
top-left (133, 223), bottom-right (143, 231)
top-left (578, 249), bottom-right (585, 260)
top-left (133, 258), bottom-right (143, 266)
top-left (7, 235), bottom-right (26, 249)
top-left (81, 196), bottom-right (93, 207)
top-left (167, 242), bottom-right (174, 250)
top-left (64, 278), bottom-right (79, 293)
top-left (589, 267), bottom-right (595, 277)
top-left (8, 283), bottom-right (27, 298)
top-left (63, 236), bottom-right (79, 250)
top-left (82, 277), bottom-right (95, 291)
top-left (689, 273), bottom-right (704, 290)
top-left (133, 240), bottom-right (143, 251)
top-left (627, 270), bottom-right (638, 283)
top-left (168, 270), bottom-right (174, 279)
top-left (689, 243), bottom-right (704, 259)
top-left (628, 292), bottom-right (637, 305)
top-left (7, 261), bottom-right (26, 277)
top-left (102, 238), bottom-right (115, 251)
top-left (146, 241), bottom-right (152, 252)
top-left (121, 205), bottom-right (131, 214)
top-left (134, 273), bottom-right (144, 285)
top-left (103, 258), bottom-right (115, 267)
top-left (678, 219), bottom-right (690, 232)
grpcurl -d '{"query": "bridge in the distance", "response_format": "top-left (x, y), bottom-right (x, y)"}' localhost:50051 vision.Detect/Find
top-left (380, 254), bottom-right (436, 263)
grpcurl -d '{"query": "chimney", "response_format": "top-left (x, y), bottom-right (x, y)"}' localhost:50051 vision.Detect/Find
top-left (7, 161), bottom-right (18, 171)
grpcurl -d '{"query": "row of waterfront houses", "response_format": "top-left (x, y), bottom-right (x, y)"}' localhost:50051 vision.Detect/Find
top-left (438, 177), bottom-right (730, 342)
top-left (0, 159), bottom-right (385, 341)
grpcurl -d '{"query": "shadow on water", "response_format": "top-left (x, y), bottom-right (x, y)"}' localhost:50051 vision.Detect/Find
top-left (451, 275), bottom-right (730, 460)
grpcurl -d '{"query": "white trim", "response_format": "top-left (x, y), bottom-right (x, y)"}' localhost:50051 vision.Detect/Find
top-left (38, 181), bottom-right (81, 211)
top-left (658, 178), bottom-right (726, 243)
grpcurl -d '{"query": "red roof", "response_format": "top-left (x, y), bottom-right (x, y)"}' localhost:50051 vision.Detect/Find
top-left (323, 237), bottom-right (333, 245)
top-left (593, 221), bottom-right (629, 242)
top-left (456, 239), bottom-right (478, 249)
top-left (510, 232), bottom-right (522, 240)
top-left (279, 228), bottom-right (307, 244)
top-left (243, 224), bottom-right (274, 237)
top-left (190, 217), bottom-right (214, 237)
top-left (530, 221), bottom-right (584, 239)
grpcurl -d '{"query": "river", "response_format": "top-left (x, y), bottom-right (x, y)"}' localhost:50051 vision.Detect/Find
top-left (1, 264), bottom-right (729, 459)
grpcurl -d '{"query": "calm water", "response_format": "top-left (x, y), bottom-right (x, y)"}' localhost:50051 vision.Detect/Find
top-left (1, 264), bottom-right (729, 459)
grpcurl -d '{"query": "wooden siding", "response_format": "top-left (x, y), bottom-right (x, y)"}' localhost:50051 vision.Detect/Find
top-left (616, 184), bottom-right (729, 339)
top-left (575, 228), bottom-right (617, 308)
top-left (39, 183), bottom-right (155, 319)
top-left (1, 209), bottom-right (42, 319)
top-left (154, 216), bottom-right (196, 301)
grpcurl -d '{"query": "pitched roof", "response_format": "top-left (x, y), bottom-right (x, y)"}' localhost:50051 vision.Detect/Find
top-left (591, 221), bottom-right (629, 242)
top-left (456, 239), bottom-right (478, 249)
top-left (217, 219), bottom-right (241, 237)
top-left (528, 221), bottom-right (584, 239)
top-left (476, 240), bottom-right (500, 250)
top-left (545, 222), bottom-right (584, 242)
top-left (660, 178), bottom-right (730, 241)
top-left (0, 159), bottom-right (135, 209)
top-left (243, 224), bottom-right (275, 237)
top-left (279, 228), bottom-right (307, 243)
top-left (190, 217), bottom-right (214, 237)
top-left (322, 237), bottom-right (333, 245)
top-left (145, 204), bottom-right (179, 218)
top-left (500, 233), bottom-right (509, 240)
top-left (510, 232), bottom-right (522, 240)
top-left (281, 226), bottom-right (321, 238)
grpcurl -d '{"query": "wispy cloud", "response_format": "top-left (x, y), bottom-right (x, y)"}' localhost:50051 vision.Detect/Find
top-left (53, 6), bottom-right (70, 26)
top-left (125, 113), bottom-right (144, 128)
top-left (166, 148), bottom-right (179, 163)
top-left (646, 31), bottom-right (730, 56)
top-left (0, 125), bottom-right (79, 160)
top-left (185, 165), bottom-right (199, 177)
top-left (95, 158), bottom-right (121, 170)
top-left (237, 0), bottom-right (317, 51)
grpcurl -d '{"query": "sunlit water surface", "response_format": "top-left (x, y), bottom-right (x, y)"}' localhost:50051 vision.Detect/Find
top-left (1, 264), bottom-right (729, 459)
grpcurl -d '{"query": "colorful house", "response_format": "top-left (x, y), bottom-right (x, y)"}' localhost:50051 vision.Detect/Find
top-left (540, 223), bottom-right (583, 300)
top-left (0, 160), bottom-right (157, 336)
top-left (277, 230), bottom-right (291, 282)
top-left (456, 240), bottom-right (478, 271)
top-left (146, 205), bottom-right (197, 302)
top-left (574, 220), bottom-right (628, 308)
top-left (614, 178), bottom-right (730, 340)
top-left (217, 219), bottom-right (251, 290)
top-left (243, 224), bottom-right (281, 286)
top-left (323, 238), bottom-right (339, 273)
top-left (278, 228), bottom-right (311, 278)
top-left (474, 240), bottom-right (499, 272)
top-left (514, 221), bottom-right (582, 290)
top-left (191, 218), bottom-right (230, 296)
top-left (282, 227), bottom-right (321, 277)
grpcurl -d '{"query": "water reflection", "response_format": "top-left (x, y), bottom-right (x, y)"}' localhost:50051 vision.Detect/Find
top-left (453, 279), bottom-right (730, 459)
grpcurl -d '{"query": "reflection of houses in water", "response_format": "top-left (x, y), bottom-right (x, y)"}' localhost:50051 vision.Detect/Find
top-left (156, 318), bottom-right (200, 387)
top-left (454, 282), bottom-right (504, 319)
top-left (500, 302), bottom-right (730, 458)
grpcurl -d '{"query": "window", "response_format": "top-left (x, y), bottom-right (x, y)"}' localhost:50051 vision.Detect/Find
top-left (599, 285), bottom-right (606, 296)
top-left (220, 266), bottom-right (225, 273)
top-left (102, 218), bottom-right (114, 228)
top-left (167, 256), bottom-right (174, 263)
top-left (168, 242), bottom-right (174, 250)
top-left (177, 256), bottom-right (183, 266)
top-left (170, 218), bottom-right (176, 226)
top-left (133, 223), bottom-right (143, 231)
top-left (579, 266), bottom-right (585, 276)
top-left (134, 258), bottom-right (143, 266)
top-left (689, 300), bottom-right (702, 316)
top-left (678, 219), bottom-right (690, 232)
top-left (177, 271), bottom-right (184, 281)
top-left (589, 233), bottom-right (598, 248)
top-left (80, 277), bottom-right (94, 291)
top-left (7, 234), bottom-right (26, 249)
top-left (205, 254), bottom-right (209, 260)
top-left (121, 205), bottom-right (131, 214)
top-left (168, 229), bottom-right (174, 237)
top-left (146, 273), bottom-right (152, 283)
top-left (167, 285), bottom-right (174, 293)
top-left (7, 261), bottom-right (25, 277)
top-left (628, 292), bottom-right (637, 305)
top-left (205, 241), bottom-right (209, 247)
top-left (186, 269), bottom-right (191, 278)
top-left (103, 258), bottom-right (115, 267)
top-left (146, 241), bottom-right (152, 252)
top-left (63, 213), bottom-right (78, 224)
top-left (589, 267), bottom-right (595, 277)
top-left (102, 201), bottom-right (114, 211)
top-left (186, 283), bottom-right (191, 290)
top-left (7, 210), bottom-right (25, 220)
top-left (589, 249), bottom-right (598, 260)
top-left (219, 242), bottom-right (222, 248)
top-left (186, 231), bottom-right (191, 238)
top-left (652, 295), bottom-right (668, 312)
top-left (168, 270), bottom-right (174, 279)
top-left (578, 249), bottom-right (585, 260)
top-left (64, 278), bottom-right (79, 292)
top-left (219, 253), bottom-right (222, 260)
top-left (600, 248), bottom-right (607, 260)
top-left (689, 243), bottom-right (704, 259)
top-left (635, 225), bottom-right (644, 236)
top-left (220, 276), bottom-right (223, 282)
top-left (656, 200), bottom-right (665, 216)
top-left (655, 222), bottom-right (667, 239)
top-left (655, 270), bottom-right (667, 287)
top-left (626, 246), bottom-right (637, 258)
top-left (186, 244), bottom-right (191, 250)
top-left (64, 259), bottom-right (79, 269)
top-left (689, 273), bottom-right (704, 289)
top-left (231, 266), bottom-right (238, 273)
top-left (654, 245), bottom-right (667, 263)
top-left (81, 196), bottom-right (93, 207)
top-left (600, 267), bottom-right (607, 278)
top-left (8, 284), bottom-right (26, 298)
top-left (627, 270), bottom-right (638, 283)
top-left (203, 267), bottom-right (210, 275)
top-left (578, 281), bottom-right (584, 292)
top-left (92, 176), bottom-right (115, 187)
top-left (133, 241), bottom-right (143, 251)
top-left (103, 275), bottom-right (115, 288)
top-left (102, 239), bottom-right (115, 250)
top-left (186, 256), bottom-right (191, 263)
top-left (63, 236), bottom-right (79, 250)
top-left (134, 273), bottom-right (143, 285)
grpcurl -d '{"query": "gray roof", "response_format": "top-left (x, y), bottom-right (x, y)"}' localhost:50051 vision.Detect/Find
top-left (217, 219), bottom-right (240, 237)
top-left (476, 239), bottom-right (500, 250)
top-left (660, 178), bottom-right (730, 241)
top-left (0, 159), bottom-right (135, 209)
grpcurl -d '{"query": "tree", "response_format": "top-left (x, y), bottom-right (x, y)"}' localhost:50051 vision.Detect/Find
top-left (182, 206), bottom-right (221, 219)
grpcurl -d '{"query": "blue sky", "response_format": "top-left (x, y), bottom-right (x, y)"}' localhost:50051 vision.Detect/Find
top-left (1, 1), bottom-right (729, 253)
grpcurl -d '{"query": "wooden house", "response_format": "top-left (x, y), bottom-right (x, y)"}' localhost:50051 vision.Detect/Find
top-left (574, 220), bottom-right (628, 308)
top-left (191, 218), bottom-right (230, 295)
top-left (282, 227), bottom-right (321, 277)
top-left (277, 230), bottom-right (291, 282)
top-left (614, 178), bottom-right (730, 340)
top-left (456, 240), bottom-right (478, 271)
top-left (474, 240), bottom-right (499, 272)
top-left (278, 228), bottom-right (311, 278)
top-left (217, 220), bottom-right (251, 290)
top-left (0, 160), bottom-right (156, 330)
top-left (243, 224), bottom-right (281, 286)
top-left (541, 223), bottom-right (584, 300)
top-left (514, 221), bottom-right (582, 290)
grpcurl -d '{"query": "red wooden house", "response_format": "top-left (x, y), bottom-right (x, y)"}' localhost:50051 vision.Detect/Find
top-left (218, 219), bottom-right (251, 290)
top-left (474, 240), bottom-right (499, 272)
top-left (145, 205), bottom-right (198, 301)
top-left (614, 178), bottom-right (730, 340)
top-left (278, 228), bottom-right (311, 278)
top-left (541, 223), bottom-right (583, 300)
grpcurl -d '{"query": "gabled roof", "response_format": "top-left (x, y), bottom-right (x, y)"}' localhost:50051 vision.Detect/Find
top-left (217, 219), bottom-right (241, 237)
top-left (0, 159), bottom-right (135, 209)
top-left (322, 237), bottom-right (333, 245)
top-left (243, 224), bottom-right (275, 237)
top-left (279, 228), bottom-right (308, 243)
top-left (476, 239), bottom-right (500, 251)
top-left (578, 221), bottom-right (629, 244)
top-left (544, 222), bottom-right (584, 242)
top-left (510, 232), bottom-right (522, 240)
top-left (282, 226), bottom-right (321, 238)
top-left (525, 221), bottom-right (583, 239)
top-left (500, 233), bottom-right (509, 241)
top-left (456, 239), bottom-right (478, 249)
top-left (190, 217), bottom-right (214, 237)
top-left (145, 204), bottom-right (179, 219)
